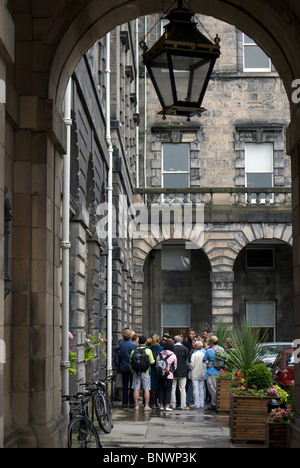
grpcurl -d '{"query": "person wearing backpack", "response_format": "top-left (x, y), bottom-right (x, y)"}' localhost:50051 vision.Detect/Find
top-left (149, 334), bottom-right (163, 408)
top-left (119, 328), bottom-right (137, 408)
top-left (130, 336), bottom-right (155, 411)
top-left (156, 341), bottom-right (177, 411)
top-left (203, 335), bottom-right (224, 410)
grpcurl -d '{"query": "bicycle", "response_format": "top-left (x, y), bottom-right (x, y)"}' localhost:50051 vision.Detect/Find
top-left (63, 392), bottom-right (102, 448)
top-left (81, 375), bottom-right (114, 434)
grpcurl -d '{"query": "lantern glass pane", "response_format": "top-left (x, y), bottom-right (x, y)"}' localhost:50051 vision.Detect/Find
top-left (171, 55), bottom-right (211, 103)
top-left (148, 52), bottom-right (173, 107)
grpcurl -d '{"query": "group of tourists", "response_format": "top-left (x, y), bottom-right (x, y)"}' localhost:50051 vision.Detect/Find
top-left (114, 327), bottom-right (224, 412)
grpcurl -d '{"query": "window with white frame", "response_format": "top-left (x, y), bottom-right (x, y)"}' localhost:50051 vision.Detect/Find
top-left (162, 143), bottom-right (190, 188)
top-left (243, 33), bottom-right (271, 72)
top-left (246, 301), bottom-right (276, 341)
top-left (245, 143), bottom-right (273, 203)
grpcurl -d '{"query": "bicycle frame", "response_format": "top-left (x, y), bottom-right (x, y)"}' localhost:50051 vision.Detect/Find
top-left (63, 392), bottom-right (101, 448)
top-left (80, 376), bottom-right (113, 433)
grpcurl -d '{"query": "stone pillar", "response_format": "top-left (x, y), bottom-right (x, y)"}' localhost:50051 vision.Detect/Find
top-left (0, 1), bottom-right (14, 449)
top-left (210, 271), bottom-right (234, 327)
top-left (69, 219), bottom-right (88, 387)
top-left (132, 267), bottom-right (144, 335)
top-left (11, 98), bottom-right (67, 447)
top-left (287, 114), bottom-right (300, 447)
top-left (0, 61), bottom-right (5, 453)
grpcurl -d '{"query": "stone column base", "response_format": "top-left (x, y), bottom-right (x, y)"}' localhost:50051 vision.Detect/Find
top-left (288, 413), bottom-right (300, 448)
top-left (5, 414), bottom-right (67, 448)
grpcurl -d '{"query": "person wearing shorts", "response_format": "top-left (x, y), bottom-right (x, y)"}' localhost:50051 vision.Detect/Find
top-left (130, 335), bottom-right (155, 411)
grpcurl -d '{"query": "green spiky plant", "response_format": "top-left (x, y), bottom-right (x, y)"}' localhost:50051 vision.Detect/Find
top-left (226, 317), bottom-right (267, 376)
top-left (214, 317), bottom-right (233, 349)
top-left (199, 318), bottom-right (232, 349)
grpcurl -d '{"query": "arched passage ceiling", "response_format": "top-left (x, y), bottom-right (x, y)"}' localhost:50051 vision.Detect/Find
top-left (11, 0), bottom-right (300, 116)
top-left (43, 0), bottom-right (300, 112)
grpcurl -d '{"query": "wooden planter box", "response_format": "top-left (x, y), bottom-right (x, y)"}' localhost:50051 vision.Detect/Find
top-left (266, 422), bottom-right (288, 448)
top-left (216, 378), bottom-right (233, 413)
top-left (230, 394), bottom-right (278, 443)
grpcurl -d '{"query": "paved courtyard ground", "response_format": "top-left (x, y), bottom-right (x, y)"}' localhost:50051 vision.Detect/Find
top-left (100, 403), bottom-right (265, 449)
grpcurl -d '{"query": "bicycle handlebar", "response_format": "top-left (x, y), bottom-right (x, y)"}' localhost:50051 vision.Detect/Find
top-left (62, 391), bottom-right (93, 402)
top-left (80, 374), bottom-right (115, 389)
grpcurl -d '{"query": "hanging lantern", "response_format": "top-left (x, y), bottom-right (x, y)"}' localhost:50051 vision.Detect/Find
top-left (141, 1), bottom-right (221, 120)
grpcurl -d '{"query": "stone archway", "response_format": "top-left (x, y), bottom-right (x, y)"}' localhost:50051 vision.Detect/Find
top-left (47, 0), bottom-right (300, 111)
top-left (140, 239), bottom-right (212, 337)
top-left (202, 223), bottom-right (293, 328)
top-left (3, 0), bottom-right (300, 448)
top-left (233, 238), bottom-right (293, 341)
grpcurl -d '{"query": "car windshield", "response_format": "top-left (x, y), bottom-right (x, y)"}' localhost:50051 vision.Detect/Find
top-left (261, 344), bottom-right (285, 356)
top-left (259, 344), bottom-right (292, 366)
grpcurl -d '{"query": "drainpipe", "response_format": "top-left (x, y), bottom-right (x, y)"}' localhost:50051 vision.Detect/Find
top-left (135, 18), bottom-right (140, 188)
top-left (144, 16), bottom-right (147, 192)
top-left (61, 78), bottom-right (72, 419)
top-left (105, 33), bottom-right (113, 376)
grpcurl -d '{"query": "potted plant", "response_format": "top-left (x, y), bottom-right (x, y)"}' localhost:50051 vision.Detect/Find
top-left (229, 364), bottom-right (281, 443)
top-left (266, 405), bottom-right (293, 448)
top-left (227, 319), bottom-right (278, 443)
top-left (216, 370), bottom-right (235, 413)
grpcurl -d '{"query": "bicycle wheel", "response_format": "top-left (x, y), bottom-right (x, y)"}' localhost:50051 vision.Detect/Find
top-left (95, 393), bottom-right (113, 434)
top-left (68, 415), bottom-right (101, 448)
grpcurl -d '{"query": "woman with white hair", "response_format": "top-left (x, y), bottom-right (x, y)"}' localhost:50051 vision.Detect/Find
top-left (189, 341), bottom-right (205, 408)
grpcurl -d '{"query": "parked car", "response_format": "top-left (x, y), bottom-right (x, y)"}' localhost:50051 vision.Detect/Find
top-left (259, 342), bottom-right (292, 367)
top-left (271, 347), bottom-right (294, 391)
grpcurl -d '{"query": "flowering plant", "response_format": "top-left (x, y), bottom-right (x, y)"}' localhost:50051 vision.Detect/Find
top-left (267, 405), bottom-right (293, 423)
top-left (265, 386), bottom-right (280, 398)
top-left (276, 385), bottom-right (289, 404)
top-left (231, 370), bottom-right (250, 394)
top-left (217, 369), bottom-right (234, 379)
top-left (85, 332), bottom-right (107, 363)
top-left (69, 332), bottom-right (77, 375)
top-left (231, 370), bottom-right (265, 396)
top-left (266, 384), bottom-right (289, 404)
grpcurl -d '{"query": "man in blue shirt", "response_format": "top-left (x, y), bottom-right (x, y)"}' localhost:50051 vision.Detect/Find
top-left (119, 328), bottom-right (137, 407)
top-left (203, 335), bottom-right (224, 410)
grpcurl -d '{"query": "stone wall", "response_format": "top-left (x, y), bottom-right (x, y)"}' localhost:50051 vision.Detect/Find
top-left (133, 221), bottom-right (292, 336)
top-left (0, 0), bottom-right (299, 448)
top-left (138, 16), bottom-right (290, 191)
top-left (68, 25), bottom-right (138, 390)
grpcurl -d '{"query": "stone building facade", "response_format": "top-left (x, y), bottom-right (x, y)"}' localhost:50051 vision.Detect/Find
top-left (67, 25), bottom-right (138, 390)
top-left (134, 14), bottom-right (293, 341)
top-left (1, 0), bottom-right (300, 448)
top-left (47, 12), bottom-right (293, 401)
